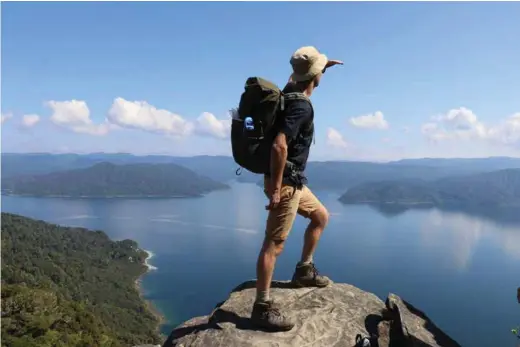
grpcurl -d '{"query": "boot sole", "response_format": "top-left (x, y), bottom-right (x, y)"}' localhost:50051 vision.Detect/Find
top-left (252, 320), bottom-right (295, 332)
top-left (291, 279), bottom-right (331, 288)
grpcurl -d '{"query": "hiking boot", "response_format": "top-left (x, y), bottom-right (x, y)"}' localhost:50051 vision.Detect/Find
top-left (251, 300), bottom-right (295, 332)
top-left (291, 262), bottom-right (332, 288)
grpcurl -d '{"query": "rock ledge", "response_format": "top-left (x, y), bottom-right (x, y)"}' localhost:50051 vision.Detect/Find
top-left (163, 280), bottom-right (461, 347)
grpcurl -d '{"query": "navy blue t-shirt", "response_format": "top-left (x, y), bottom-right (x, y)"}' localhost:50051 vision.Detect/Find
top-left (274, 85), bottom-right (314, 187)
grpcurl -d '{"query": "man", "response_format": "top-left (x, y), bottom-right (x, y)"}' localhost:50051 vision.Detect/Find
top-left (251, 46), bottom-right (343, 331)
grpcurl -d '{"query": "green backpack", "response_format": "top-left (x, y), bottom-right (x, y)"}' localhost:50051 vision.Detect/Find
top-left (231, 77), bottom-right (310, 175)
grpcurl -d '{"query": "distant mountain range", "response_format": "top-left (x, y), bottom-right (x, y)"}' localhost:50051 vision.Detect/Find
top-left (3, 153), bottom-right (520, 192)
top-left (1, 162), bottom-right (229, 198)
top-left (339, 168), bottom-right (520, 207)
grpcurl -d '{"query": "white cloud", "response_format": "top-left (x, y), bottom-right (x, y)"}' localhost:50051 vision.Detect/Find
top-left (487, 112), bottom-right (520, 145)
top-left (107, 97), bottom-right (193, 137)
top-left (21, 114), bottom-right (40, 127)
top-left (47, 100), bottom-right (110, 136)
top-left (1, 112), bottom-right (13, 124)
top-left (326, 127), bottom-right (348, 149)
top-left (349, 111), bottom-right (389, 130)
top-left (194, 112), bottom-right (231, 139)
top-left (107, 98), bottom-right (233, 140)
top-left (422, 107), bottom-right (520, 146)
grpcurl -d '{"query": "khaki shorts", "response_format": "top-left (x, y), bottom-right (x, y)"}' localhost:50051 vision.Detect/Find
top-left (263, 176), bottom-right (325, 241)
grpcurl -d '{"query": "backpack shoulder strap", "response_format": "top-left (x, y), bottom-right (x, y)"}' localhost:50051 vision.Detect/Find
top-left (283, 92), bottom-right (310, 103)
top-left (281, 92), bottom-right (312, 113)
top-left (282, 92), bottom-right (313, 114)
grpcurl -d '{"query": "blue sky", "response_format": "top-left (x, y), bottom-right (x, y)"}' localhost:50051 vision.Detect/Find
top-left (1, 2), bottom-right (520, 161)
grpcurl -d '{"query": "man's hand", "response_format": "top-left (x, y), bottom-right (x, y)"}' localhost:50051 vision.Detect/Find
top-left (325, 59), bottom-right (344, 69)
top-left (265, 187), bottom-right (281, 210)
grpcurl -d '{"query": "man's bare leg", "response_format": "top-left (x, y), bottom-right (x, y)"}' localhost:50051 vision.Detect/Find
top-left (251, 183), bottom-right (299, 331)
top-left (300, 207), bottom-right (329, 264)
top-left (292, 199), bottom-right (332, 288)
top-left (255, 238), bottom-right (284, 303)
top-left (252, 238), bottom-right (295, 331)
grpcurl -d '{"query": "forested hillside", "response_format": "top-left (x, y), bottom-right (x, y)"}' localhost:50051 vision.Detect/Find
top-left (2, 162), bottom-right (229, 198)
top-left (1, 213), bottom-right (161, 347)
top-left (339, 169), bottom-right (520, 207)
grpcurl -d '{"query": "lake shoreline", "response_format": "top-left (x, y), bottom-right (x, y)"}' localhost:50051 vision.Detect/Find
top-left (136, 249), bottom-right (167, 341)
top-left (2, 184), bottom-right (518, 347)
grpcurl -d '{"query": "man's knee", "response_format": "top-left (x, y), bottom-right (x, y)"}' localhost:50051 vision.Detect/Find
top-left (261, 238), bottom-right (286, 257)
top-left (311, 206), bottom-right (329, 228)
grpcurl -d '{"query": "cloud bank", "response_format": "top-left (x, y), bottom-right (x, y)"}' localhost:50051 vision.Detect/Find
top-left (4, 97), bottom-right (520, 160)
top-left (421, 107), bottom-right (520, 146)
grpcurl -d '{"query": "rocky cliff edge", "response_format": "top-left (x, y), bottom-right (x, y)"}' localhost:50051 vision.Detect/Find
top-left (162, 280), bottom-right (461, 347)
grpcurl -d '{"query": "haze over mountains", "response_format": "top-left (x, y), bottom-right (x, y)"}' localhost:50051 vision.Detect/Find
top-left (3, 153), bottom-right (520, 194)
top-left (1, 162), bottom-right (229, 198)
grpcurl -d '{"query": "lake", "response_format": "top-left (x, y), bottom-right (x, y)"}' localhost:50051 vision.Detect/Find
top-left (2, 182), bottom-right (519, 347)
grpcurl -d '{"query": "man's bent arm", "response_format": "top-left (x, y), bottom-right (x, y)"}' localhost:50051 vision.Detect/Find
top-left (270, 132), bottom-right (288, 191)
top-left (270, 100), bottom-right (312, 191)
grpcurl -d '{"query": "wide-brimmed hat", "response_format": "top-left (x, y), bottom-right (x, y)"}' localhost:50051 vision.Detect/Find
top-left (290, 46), bottom-right (328, 82)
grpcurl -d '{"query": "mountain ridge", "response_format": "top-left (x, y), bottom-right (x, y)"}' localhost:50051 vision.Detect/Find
top-left (1, 162), bottom-right (229, 198)
top-left (4, 153), bottom-right (520, 191)
top-left (339, 168), bottom-right (520, 207)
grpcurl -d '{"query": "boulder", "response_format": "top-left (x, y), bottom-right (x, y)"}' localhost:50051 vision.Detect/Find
top-left (162, 280), bottom-right (461, 347)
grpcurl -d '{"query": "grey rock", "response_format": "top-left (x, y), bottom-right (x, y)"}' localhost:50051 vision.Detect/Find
top-left (385, 294), bottom-right (461, 347)
top-left (162, 280), bottom-right (460, 347)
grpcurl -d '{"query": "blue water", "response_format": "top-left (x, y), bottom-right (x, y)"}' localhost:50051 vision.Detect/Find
top-left (2, 182), bottom-right (519, 347)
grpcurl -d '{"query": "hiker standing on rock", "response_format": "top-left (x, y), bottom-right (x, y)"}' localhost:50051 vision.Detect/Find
top-left (245, 46), bottom-right (343, 331)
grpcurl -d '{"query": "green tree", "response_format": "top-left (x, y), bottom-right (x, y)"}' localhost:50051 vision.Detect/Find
top-left (1, 213), bottom-right (161, 347)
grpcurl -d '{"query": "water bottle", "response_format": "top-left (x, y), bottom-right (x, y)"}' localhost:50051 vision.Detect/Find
top-left (244, 117), bottom-right (255, 131)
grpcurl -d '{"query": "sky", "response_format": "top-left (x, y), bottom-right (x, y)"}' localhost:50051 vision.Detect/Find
top-left (1, 1), bottom-right (520, 162)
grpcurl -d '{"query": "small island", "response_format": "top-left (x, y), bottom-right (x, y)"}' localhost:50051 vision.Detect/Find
top-left (1, 162), bottom-right (229, 198)
top-left (339, 169), bottom-right (520, 207)
top-left (1, 212), bottom-right (162, 347)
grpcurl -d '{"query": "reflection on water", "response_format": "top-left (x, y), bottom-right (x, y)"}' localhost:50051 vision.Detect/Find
top-left (420, 209), bottom-right (520, 269)
top-left (1, 182), bottom-right (519, 347)
top-left (369, 203), bottom-right (520, 228)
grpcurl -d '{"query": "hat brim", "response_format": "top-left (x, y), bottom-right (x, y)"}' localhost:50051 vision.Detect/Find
top-left (290, 53), bottom-right (328, 82)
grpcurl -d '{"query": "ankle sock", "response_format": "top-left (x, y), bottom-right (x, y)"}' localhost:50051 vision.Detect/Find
top-left (255, 289), bottom-right (270, 303)
top-left (299, 254), bottom-right (313, 266)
